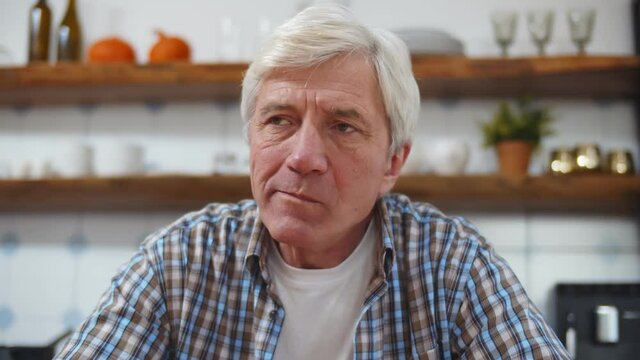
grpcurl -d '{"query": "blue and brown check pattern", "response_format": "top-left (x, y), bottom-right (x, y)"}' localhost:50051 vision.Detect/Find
top-left (55, 194), bottom-right (569, 359)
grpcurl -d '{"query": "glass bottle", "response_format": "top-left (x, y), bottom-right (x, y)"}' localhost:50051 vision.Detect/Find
top-left (28, 0), bottom-right (51, 63)
top-left (56, 0), bottom-right (82, 62)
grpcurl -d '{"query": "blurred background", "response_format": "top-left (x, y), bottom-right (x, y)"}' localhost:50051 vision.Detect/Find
top-left (0, 0), bottom-right (638, 358)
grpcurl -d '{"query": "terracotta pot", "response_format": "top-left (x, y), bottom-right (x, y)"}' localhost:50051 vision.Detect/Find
top-left (496, 140), bottom-right (533, 177)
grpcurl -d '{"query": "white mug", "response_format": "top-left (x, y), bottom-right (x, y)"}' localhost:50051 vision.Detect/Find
top-left (95, 142), bottom-right (145, 177)
top-left (54, 143), bottom-right (94, 178)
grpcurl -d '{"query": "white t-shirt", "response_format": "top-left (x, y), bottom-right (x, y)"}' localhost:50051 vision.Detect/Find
top-left (267, 219), bottom-right (378, 360)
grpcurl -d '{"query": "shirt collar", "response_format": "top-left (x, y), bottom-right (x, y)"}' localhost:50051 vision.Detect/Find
top-left (375, 196), bottom-right (396, 278)
top-left (243, 197), bottom-right (396, 280)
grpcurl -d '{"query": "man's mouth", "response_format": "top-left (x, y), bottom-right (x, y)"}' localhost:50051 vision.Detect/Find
top-left (277, 190), bottom-right (321, 204)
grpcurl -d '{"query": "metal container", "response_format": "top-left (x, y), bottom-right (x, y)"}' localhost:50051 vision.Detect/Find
top-left (549, 147), bottom-right (575, 175)
top-left (606, 149), bottom-right (635, 175)
top-left (574, 143), bottom-right (602, 173)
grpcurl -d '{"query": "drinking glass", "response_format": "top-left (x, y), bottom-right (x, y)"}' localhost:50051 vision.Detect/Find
top-left (567, 8), bottom-right (596, 55)
top-left (527, 10), bottom-right (554, 56)
top-left (491, 11), bottom-right (518, 57)
top-left (218, 17), bottom-right (242, 62)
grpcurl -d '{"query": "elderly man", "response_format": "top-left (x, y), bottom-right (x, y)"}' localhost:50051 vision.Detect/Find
top-left (56, 5), bottom-right (569, 360)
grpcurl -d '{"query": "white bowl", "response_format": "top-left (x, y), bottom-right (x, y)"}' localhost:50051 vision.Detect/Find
top-left (424, 139), bottom-right (469, 175)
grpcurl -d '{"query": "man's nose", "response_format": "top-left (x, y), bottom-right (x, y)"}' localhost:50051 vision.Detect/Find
top-left (285, 122), bottom-right (329, 175)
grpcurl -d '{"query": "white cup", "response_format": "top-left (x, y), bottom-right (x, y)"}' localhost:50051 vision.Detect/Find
top-left (54, 143), bottom-right (94, 178)
top-left (95, 142), bottom-right (145, 177)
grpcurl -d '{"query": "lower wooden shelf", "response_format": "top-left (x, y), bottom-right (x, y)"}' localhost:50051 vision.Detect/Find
top-left (0, 174), bottom-right (638, 213)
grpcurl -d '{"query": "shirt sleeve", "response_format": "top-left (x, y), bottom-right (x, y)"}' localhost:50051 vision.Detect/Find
top-left (451, 245), bottom-right (570, 359)
top-left (53, 250), bottom-right (172, 359)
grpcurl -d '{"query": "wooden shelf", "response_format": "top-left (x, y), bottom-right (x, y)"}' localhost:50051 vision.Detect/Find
top-left (411, 55), bottom-right (640, 99)
top-left (1, 174), bottom-right (638, 212)
top-left (1, 56), bottom-right (638, 106)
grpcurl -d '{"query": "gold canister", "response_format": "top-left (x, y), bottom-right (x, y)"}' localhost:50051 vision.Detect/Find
top-left (606, 149), bottom-right (635, 175)
top-left (549, 147), bottom-right (575, 175)
top-left (574, 143), bottom-right (601, 173)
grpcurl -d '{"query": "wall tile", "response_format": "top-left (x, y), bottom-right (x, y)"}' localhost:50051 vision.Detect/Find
top-left (14, 214), bottom-right (80, 244)
top-left (155, 103), bottom-right (223, 138)
top-left (8, 245), bottom-right (75, 320)
top-left (601, 102), bottom-right (636, 143)
top-left (4, 320), bottom-right (67, 347)
top-left (75, 247), bottom-right (140, 315)
top-left (417, 100), bottom-right (447, 135)
top-left (219, 103), bottom-right (244, 137)
top-left (0, 256), bottom-right (11, 305)
top-left (547, 101), bottom-right (606, 145)
top-left (21, 107), bottom-right (86, 135)
top-left (447, 100), bottom-right (494, 138)
top-left (456, 212), bottom-right (528, 250)
top-left (88, 104), bottom-right (156, 137)
top-left (83, 213), bottom-right (155, 246)
top-left (0, 305), bottom-right (14, 344)
top-left (528, 213), bottom-right (638, 250)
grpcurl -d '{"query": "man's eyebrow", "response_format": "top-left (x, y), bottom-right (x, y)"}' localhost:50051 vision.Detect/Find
top-left (328, 107), bottom-right (363, 120)
top-left (258, 103), bottom-right (295, 116)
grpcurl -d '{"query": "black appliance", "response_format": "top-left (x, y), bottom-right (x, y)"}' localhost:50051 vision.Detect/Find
top-left (555, 283), bottom-right (640, 360)
top-left (0, 330), bottom-right (70, 360)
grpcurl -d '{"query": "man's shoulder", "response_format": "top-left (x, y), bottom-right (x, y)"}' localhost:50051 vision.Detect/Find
top-left (383, 193), bottom-right (493, 269)
top-left (383, 193), bottom-right (482, 241)
top-left (384, 193), bottom-right (494, 291)
top-left (140, 200), bottom-right (259, 252)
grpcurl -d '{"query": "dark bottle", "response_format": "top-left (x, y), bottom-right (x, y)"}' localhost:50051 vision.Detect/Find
top-left (56, 0), bottom-right (82, 62)
top-left (28, 0), bottom-right (52, 62)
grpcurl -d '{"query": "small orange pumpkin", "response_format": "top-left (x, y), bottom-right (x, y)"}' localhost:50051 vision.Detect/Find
top-left (88, 37), bottom-right (136, 63)
top-left (149, 31), bottom-right (191, 63)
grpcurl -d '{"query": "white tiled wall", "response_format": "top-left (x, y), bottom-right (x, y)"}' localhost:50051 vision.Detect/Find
top-left (0, 0), bottom-right (639, 346)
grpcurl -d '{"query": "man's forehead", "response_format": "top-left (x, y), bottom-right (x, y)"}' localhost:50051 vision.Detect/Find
top-left (262, 54), bottom-right (377, 89)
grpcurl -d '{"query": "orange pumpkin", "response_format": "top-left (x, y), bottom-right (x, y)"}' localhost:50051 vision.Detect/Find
top-left (88, 37), bottom-right (136, 63)
top-left (149, 31), bottom-right (191, 63)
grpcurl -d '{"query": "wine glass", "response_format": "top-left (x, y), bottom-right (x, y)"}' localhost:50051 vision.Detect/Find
top-left (527, 10), bottom-right (554, 56)
top-left (491, 11), bottom-right (518, 57)
top-left (567, 8), bottom-right (596, 55)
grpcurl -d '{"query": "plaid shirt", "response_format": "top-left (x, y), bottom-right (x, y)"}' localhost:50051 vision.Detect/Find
top-left (56, 194), bottom-right (569, 359)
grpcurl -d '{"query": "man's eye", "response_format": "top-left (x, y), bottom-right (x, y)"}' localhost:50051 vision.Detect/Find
top-left (268, 117), bottom-right (291, 126)
top-left (335, 122), bottom-right (355, 133)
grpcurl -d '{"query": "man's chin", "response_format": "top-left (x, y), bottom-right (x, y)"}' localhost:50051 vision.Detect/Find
top-left (262, 215), bottom-right (321, 244)
top-left (265, 224), bottom-right (317, 246)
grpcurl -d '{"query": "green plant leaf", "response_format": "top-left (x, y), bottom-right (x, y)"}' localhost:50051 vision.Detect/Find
top-left (479, 97), bottom-right (555, 149)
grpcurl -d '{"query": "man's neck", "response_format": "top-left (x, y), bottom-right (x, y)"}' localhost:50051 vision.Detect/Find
top-left (274, 215), bottom-right (372, 269)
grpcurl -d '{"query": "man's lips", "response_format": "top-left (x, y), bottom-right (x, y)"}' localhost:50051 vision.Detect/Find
top-left (276, 190), bottom-right (321, 204)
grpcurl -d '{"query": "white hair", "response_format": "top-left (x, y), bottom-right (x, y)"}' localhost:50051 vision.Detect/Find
top-left (240, 4), bottom-right (420, 155)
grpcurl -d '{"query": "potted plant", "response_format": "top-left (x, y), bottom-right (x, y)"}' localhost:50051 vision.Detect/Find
top-left (480, 97), bottom-right (554, 177)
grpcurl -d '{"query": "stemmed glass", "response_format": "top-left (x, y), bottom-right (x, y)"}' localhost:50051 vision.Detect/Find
top-left (491, 11), bottom-right (518, 57)
top-left (567, 8), bottom-right (596, 55)
top-left (527, 10), bottom-right (554, 56)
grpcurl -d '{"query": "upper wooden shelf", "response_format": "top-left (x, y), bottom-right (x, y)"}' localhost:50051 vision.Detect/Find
top-left (1, 174), bottom-right (638, 213)
top-left (411, 55), bottom-right (640, 99)
top-left (1, 55), bottom-right (638, 106)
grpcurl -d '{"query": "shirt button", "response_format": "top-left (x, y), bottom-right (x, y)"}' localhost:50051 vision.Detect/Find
top-left (269, 310), bottom-right (278, 319)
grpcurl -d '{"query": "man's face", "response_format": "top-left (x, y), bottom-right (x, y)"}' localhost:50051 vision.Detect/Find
top-left (248, 54), bottom-right (406, 254)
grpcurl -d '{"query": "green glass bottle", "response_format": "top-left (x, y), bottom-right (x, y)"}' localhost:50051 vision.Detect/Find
top-left (56, 0), bottom-right (82, 62)
top-left (28, 0), bottom-right (51, 63)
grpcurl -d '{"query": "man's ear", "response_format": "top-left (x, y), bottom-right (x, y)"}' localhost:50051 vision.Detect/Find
top-left (379, 143), bottom-right (411, 196)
